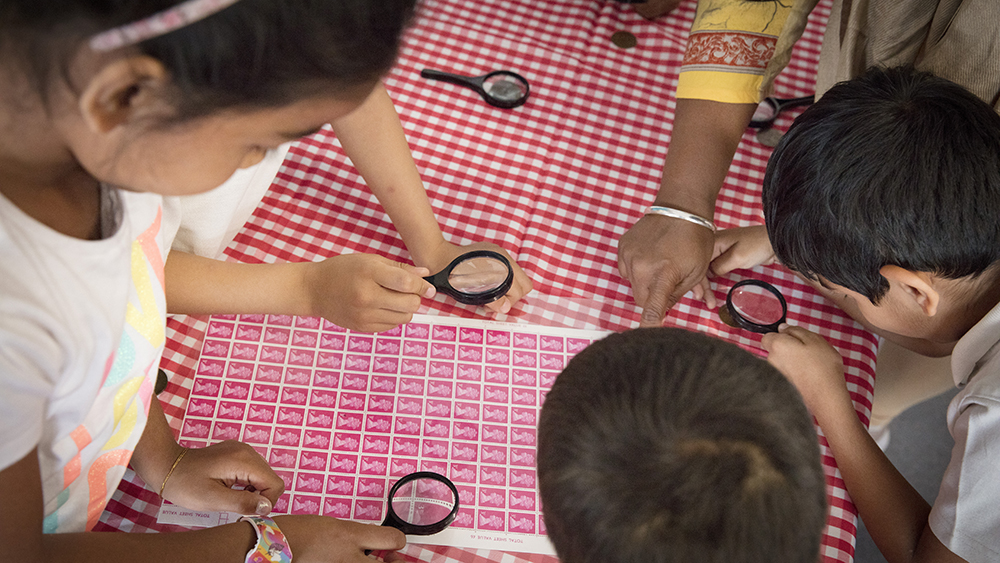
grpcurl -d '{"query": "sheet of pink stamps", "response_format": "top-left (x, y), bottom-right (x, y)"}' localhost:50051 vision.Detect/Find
top-left (174, 314), bottom-right (610, 553)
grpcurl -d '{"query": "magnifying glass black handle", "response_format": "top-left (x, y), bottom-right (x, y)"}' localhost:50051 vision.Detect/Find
top-left (421, 69), bottom-right (486, 91)
top-left (749, 95), bottom-right (815, 128)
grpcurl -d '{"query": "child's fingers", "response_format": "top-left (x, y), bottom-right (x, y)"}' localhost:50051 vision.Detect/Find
top-left (380, 262), bottom-right (435, 298)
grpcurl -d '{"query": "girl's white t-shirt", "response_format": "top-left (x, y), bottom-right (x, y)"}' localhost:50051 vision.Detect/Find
top-left (0, 187), bottom-right (170, 533)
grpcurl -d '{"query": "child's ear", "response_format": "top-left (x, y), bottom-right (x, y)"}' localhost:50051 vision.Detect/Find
top-left (78, 56), bottom-right (168, 134)
top-left (879, 265), bottom-right (939, 317)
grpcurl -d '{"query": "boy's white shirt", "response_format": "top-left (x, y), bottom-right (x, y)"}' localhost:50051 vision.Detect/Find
top-left (929, 300), bottom-right (1000, 562)
top-left (0, 186), bottom-right (174, 532)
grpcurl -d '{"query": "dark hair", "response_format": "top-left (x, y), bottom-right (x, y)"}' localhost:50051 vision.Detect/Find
top-left (0, 0), bottom-right (417, 118)
top-left (537, 328), bottom-right (826, 563)
top-left (763, 66), bottom-right (1000, 303)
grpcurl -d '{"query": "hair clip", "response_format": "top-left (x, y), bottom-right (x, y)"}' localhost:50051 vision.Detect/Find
top-left (89, 0), bottom-right (242, 52)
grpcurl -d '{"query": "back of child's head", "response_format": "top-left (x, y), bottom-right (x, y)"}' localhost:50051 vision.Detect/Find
top-left (0, 0), bottom-right (417, 119)
top-left (537, 328), bottom-right (826, 563)
top-left (763, 65), bottom-right (1000, 303)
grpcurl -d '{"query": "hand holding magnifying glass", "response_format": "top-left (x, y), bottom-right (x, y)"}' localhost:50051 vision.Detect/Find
top-left (365, 471), bottom-right (459, 555)
top-left (423, 250), bottom-right (514, 306)
top-left (421, 69), bottom-right (530, 109)
top-left (718, 279), bottom-right (788, 333)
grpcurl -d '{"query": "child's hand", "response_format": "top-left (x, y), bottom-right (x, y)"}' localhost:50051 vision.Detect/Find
top-left (306, 253), bottom-right (435, 333)
top-left (761, 324), bottom-right (854, 421)
top-left (422, 241), bottom-right (534, 315)
top-left (161, 440), bottom-right (284, 515)
top-left (689, 226), bottom-right (776, 309)
top-left (273, 515), bottom-right (407, 562)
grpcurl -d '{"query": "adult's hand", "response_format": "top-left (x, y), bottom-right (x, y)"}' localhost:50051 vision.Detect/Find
top-left (618, 215), bottom-right (715, 326)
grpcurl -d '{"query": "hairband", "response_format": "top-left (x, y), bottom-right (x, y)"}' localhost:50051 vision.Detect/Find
top-left (89, 0), bottom-right (242, 52)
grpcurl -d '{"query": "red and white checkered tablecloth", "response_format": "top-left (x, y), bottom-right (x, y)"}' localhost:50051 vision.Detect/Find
top-left (98, 1), bottom-right (876, 562)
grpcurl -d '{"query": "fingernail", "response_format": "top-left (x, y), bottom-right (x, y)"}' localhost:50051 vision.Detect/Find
top-left (500, 300), bottom-right (512, 314)
top-left (778, 323), bottom-right (790, 331)
top-left (423, 286), bottom-right (436, 299)
top-left (256, 498), bottom-right (272, 515)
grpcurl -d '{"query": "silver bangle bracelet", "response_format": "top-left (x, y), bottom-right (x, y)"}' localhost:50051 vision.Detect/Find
top-left (645, 206), bottom-right (717, 232)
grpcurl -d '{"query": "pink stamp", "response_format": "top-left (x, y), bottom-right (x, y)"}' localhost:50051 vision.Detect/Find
top-left (335, 412), bottom-right (363, 431)
top-left (284, 367), bottom-right (312, 386)
top-left (394, 416), bottom-right (420, 435)
top-left (423, 419), bottom-right (450, 438)
top-left (295, 473), bottom-right (324, 494)
top-left (291, 495), bottom-right (321, 515)
top-left (341, 372), bottom-right (368, 391)
top-left (485, 347), bottom-right (510, 365)
top-left (431, 324), bottom-right (457, 341)
top-left (366, 394), bottom-right (394, 413)
top-left (400, 358), bottom-right (426, 376)
top-left (191, 377), bottom-right (221, 397)
top-left (365, 414), bottom-right (392, 433)
top-left (288, 348), bottom-right (315, 367)
top-left (246, 403), bottom-right (275, 423)
top-left (482, 404), bottom-right (508, 423)
top-left (422, 439), bottom-right (449, 459)
top-left (295, 316), bottom-right (322, 329)
top-left (539, 335), bottom-right (564, 352)
top-left (255, 364), bottom-right (283, 383)
top-left (226, 361), bottom-right (255, 379)
top-left (302, 430), bottom-right (330, 450)
top-left (347, 336), bottom-right (373, 353)
top-left (455, 383), bottom-right (480, 401)
top-left (392, 437), bottom-right (419, 456)
top-left (337, 392), bottom-right (365, 411)
top-left (420, 460), bottom-right (448, 475)
top-left (186, 397), bottom-right (216, 417)
top-left (323, 497), bottom-right (351, 518)
top-left (230, 343), bottom-right (258, 362)
top-left (458, 345), bottom-right (483, 362)
top-left (484, 385), bottom-right (509, 404)
top-left (312, 370), bottom-right (339, 388)
top-left (238, 313), bottom-right (265, 323)
top-left (540, 371), bottom-right (559, 388)
top-left (328, 453), bottom-right (358, 473)
top-left (305, 409), bottom-right (334, 428)
top-left (480, 466), bottom-right (507, 486)
top-left (267, 314), bottom-right (293, 326)
top-left (398, 377), bottom-right (424, 396)
top-left (196, 359), bottom-right (224, 377)
top-left (251, 384), bottom-right (279, 402)
top-left (402, 340), bottom-right (428, 357)
top-left (215, 401), bottom-right (245, 420)
top-left (567, 338), bottom-right (591, 354)
top-left (479, 487), bottom-right (506, 508)
top-left (321, 319), bottom-right (346, 332)
top-left (427, 380), bottom-right (453, 398)
top-left (430, 343), bottom-right (455, 360)
top-left (344, 354), bottom-right (371, 372)
top-left (299, 450), bottom-right (328, 471)
top-left (511, 387), bottom-right (537, 406)
top-left (451, 442), bottom-right (478, 462)
top-left (316, 352), bottom-right (342, 370)
top-left (459, 327), bottom-right (484, 343)
top-left (510, 427), bottom-right (536, 446)
top-left (360, 456), bottom-right (388, 475)
top-left (450, 463), bottom-right (478, 484)
top-left (481, 445), bottom-right (507, 465)
top-left (509, 468), bottom-right (536, 489)
top-left (396, 396), bottom-right (423, 415)
top-left (512, 369), bottom-right (536, 386)
top-left (201, 339), bottom-right (230, 358)
top-left (453, 402), bottom-right (480, 420)
top-left (235, 324), bottom-right (262, 342)
top-left (428, 361), bottom-right (454, 379)
top-left (268, 448), bottom-right (298, 469)
top-left (181, 419), bottom-right (210, 439)
top-left (280, 386), bottom-right (308, 405)
top-left (539, 353), bottom-right (564, 370)
top-left (276, 406), bottom-right (304, 425)
top-left (326, 475), bottom-right (354, 496)
top-left (481, 424), bottom-right (507, 444)
top-left (510, 447), bottom-right (536, 467)
top-left (406, 323), bottom-right (430, 339)
top-left (375, 338), bottom-right (400, 355)
top-left (453, 508), bottom-right (475, 528)
top-left (356, 478), bottom-right (386, 498)
top-left (292, 330), bottom-right (318, 348)
top-left (332, 432), bottom-right (361, 452)
top-left (478, 509), bottom-right (506, 531)
top-left (319, 332), bottom-right (345, 350)
top-left (362, 435), bottom-right (389, 454)
top-left (259, 346), bottom-right (286, 364)
top-left (372, 356), bottom-right (398, 375)
top-left (263, 327), bottom-right (290, 345)
top-left (511, 407), bottom-right (537, 426)
top-left (509, 512), bottom-right (536, 533)
top-left (273, 427), bottom-right (302, 447)
top-left (513, 332), bottom-right (537, 349)
top-left (486, 330), bottom-right (510, 347)
top-left (370, 375), bottom-right (396, 393)
top-left (456, 363), bottom-right (482, 381)
top-left (211, 421), bottom-right (241, 441)
top-left (353, 499), bottom-right (383, 521)
top-left (309, 388), bottom-right (338, 408)
top-left (452, 421), bottom-right (479, 441)
top-left (390, 457), bottom-right (418, 476)
top-left (484, 366), bottom-right (509, 384)
top-left (425, 399), bottom-right (452, 418)
top-left (379, 325), bottom-right (403, 337)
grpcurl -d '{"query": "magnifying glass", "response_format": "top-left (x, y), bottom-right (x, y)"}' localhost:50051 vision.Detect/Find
top-left (424, 250), bottom-right (514, 306)
top-left (420, 69), bottom-right (530, 109)
top-left (719, 279), bottom-right (788, 333)
top-left (382, 471), bottom-right (460, 535)
top-left (749, 95), bottom-right (815, 129)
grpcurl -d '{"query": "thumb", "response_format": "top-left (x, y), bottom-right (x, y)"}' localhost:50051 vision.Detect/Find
top-left (204, 487), bottom-right (274, 516)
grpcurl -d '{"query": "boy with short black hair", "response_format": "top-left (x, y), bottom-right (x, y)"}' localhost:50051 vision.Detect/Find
top-left (714, 65), bottom-right (1000, 562)
top-left (537, 327), bottom-right (827, 563)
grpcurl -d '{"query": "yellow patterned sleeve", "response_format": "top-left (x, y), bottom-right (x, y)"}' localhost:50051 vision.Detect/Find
top-left (676, 0), bottom-right (793, 104)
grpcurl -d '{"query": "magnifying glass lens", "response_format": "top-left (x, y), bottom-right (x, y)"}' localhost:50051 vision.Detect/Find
top-left (447, 255), bottom-right (510, 294)
top-left (483, 74), bottom-right (528, 102)
top-left (391, 477), bottom-right (458, 527)
top-left (730, 284), bottom-right (785, 325)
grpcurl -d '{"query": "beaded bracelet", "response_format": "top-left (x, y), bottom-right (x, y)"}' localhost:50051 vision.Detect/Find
top-left (242, 516), bottom-right (293, 563)
top-left (645, 205), bottom-right (716, 232)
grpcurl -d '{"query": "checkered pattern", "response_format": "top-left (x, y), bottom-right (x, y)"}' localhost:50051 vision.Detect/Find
top-left (101, 0), bottom-right (873, 561)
